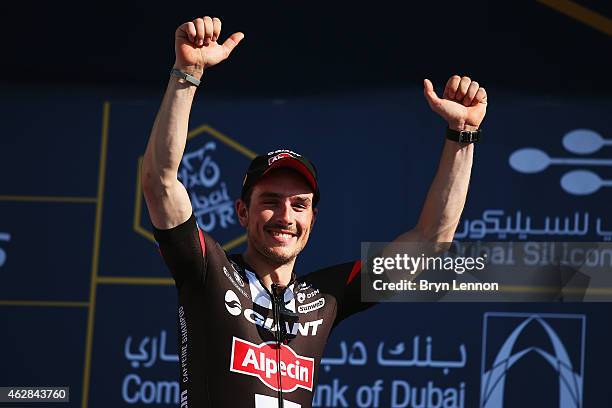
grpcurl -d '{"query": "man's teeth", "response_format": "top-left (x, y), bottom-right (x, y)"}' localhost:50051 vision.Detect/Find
top-left (271, 231), bottom-right (293, 238)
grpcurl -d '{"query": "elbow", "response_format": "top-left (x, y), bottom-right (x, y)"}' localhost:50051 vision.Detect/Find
top-left (417, 213), bottom-right (462, 243)
top-left (413, 225), bottom-right (455, 253)
top-left (140, 160), bottom-right (157, 194)
top-left (140, 170), bottom-right (159, 205)
top-left (140, 161), bottom-right (173, 199)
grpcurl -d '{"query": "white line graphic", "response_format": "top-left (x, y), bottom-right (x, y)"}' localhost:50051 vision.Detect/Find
top-left (508, 128), bottom-right (611, 195)
top-left (563, 129), bottom-right (612, 155)
top-left (561, 170), bottom-right (612, 195)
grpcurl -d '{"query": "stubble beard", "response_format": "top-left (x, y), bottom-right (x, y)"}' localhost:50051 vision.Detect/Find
top-left (248, 225), bottom-right (308, 267)
top-left (254, 237), bottom-right (304, 267)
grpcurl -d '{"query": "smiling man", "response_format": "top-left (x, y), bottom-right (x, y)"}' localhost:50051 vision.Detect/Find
top-left (141, 15), bottom-right (487, 408)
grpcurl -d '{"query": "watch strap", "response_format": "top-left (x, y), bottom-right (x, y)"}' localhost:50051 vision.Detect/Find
top-left (170, 68), bottom-right (201, 87)
top-left (446, 127), bottom-right (481, 143)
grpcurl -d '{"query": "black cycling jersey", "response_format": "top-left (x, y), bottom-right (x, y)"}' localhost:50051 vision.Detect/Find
top-left (153, 214), bottom-right (374, 408)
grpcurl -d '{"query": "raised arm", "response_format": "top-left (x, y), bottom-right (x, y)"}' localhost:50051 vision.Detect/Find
top-left (141, 16), bottom-right (244, 229)
top-left (394, 75), bottom-right (488, 243)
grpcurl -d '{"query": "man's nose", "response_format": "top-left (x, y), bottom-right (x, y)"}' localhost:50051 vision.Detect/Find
top-left (275, 200), bottom-right (294, 226)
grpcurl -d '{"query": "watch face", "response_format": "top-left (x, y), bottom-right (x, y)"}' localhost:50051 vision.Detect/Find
top-left (459, 130), bottom-right (480, 143)
top-left (445, 128), bottom-right (480, 143)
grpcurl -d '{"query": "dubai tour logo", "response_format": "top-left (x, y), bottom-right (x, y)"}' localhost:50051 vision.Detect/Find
top-left (509, 129), bottom-right (611, 195)
top-left (480, 312), bottom-right (585, 408)
top-left (178, 141), bottom-right (235, 232)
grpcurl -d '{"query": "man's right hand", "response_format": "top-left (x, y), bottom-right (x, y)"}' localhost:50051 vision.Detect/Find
top-left (174, 16), bottom-right (244, 80)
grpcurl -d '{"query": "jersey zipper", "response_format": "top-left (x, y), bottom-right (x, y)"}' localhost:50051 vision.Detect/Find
top-left (271, 284), bottom-right (284, 408)
top-left (226, 257), bottom-right (299, 407)
top-left (271, 283), bottom-right (285, 408)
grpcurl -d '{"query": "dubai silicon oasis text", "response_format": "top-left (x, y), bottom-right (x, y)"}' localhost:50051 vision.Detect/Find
top-left (451, 241), bottom-right (612, 268)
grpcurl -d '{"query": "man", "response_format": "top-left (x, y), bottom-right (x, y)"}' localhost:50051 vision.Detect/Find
top-left (141, 15), bottom-right (487, 408)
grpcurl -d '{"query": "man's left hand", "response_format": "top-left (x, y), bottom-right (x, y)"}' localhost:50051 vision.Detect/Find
top-left (423, 75), bottom-right (487, 131)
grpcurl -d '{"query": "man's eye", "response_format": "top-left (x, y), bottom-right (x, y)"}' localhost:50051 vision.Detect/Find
top-left (293, 204), bottom-right (307, 210)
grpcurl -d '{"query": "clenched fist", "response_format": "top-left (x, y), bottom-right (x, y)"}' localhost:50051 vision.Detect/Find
top-left (174, 16), bottom-right (244, 80)
top-left (423, 76), bottom-right (488, 131)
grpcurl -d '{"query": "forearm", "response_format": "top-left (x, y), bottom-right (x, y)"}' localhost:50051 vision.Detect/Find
top-left (390, 76), bottom-right (485, 246)
top-left (142, 13), bottom-right (243, 183)
top-left (141, 16), bottom-right (242, 229)
top-left (414, 139), bottom-right (474, 242)
top-left (142, 76), bottom-right (199, 185)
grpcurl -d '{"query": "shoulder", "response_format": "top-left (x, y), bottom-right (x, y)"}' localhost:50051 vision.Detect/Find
top-left (301, 260), bottom-right (362, 288)
top-left (153, 214), bottom-right (226, 251)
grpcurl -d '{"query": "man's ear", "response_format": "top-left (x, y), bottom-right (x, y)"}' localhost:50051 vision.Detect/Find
top-left (236, 199), bottom-right (248, 227)
top-left (311, 207), bottom-right (318, 228)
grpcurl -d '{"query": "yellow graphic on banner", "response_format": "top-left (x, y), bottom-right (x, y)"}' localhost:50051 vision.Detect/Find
top-left (0, 195), bottom-right (97, 203)
top-left (538, 0), bottom-right (612, 36)
top-left (81, 101), bottom-right (110, 408)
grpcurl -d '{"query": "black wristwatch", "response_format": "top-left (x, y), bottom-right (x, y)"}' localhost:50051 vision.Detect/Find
top-left (446, 127), bottom-right (481, 143)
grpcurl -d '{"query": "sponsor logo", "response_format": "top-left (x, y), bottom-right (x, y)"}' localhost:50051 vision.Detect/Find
top-left (223, 292), bottom-right (323, 335)
top-left (233, 269), bottom-right (245, 287)
top-left (298, 298), bottom-right (325, 314)
top-left (180, 390), bottom-right (187, 408)
top-left (302, 289), bottom-right (320, 301)
top-left (296, 281), bottom-right (312, 291)
top-left (295, 286), bottom-right (320, 304)
top-left (509, 128), bottom-right (611, 196)
top-left (268, 152), bottom-right (294, 165)
top-left (121, 374), bottom-right (182, 405)
top-left (223, 266), bottom-right (249, 298)
top-left (267, 149), bottom-right (301, 157)
top-left (230, 337), bottom-right (314, 392)
top-left (244, 309), bottom-right (323, 336)
top-left (225, 290), bottom-right (242, 316)
top-left (453, 208), bottom-right (612, 241)
top-left (178, 307), bottom-right (189, 384)
top-left (480, 312), bottom-right (585, 408)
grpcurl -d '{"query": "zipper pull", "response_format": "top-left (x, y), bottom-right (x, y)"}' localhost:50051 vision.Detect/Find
top-left (271, 282), bottom-right (283, 300)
